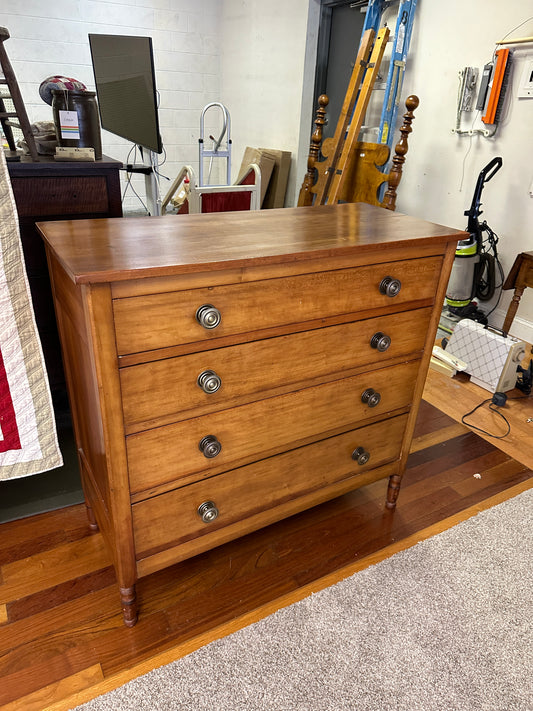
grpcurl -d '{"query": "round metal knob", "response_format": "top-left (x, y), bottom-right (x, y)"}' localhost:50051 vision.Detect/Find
top-left (196, 304), bottom-right (221, 329)
top-left (361, 388), bottom-right (381, 408)
top-left (351, 446), bottom-right (370, 466)
top-left (198, 501), bottom-right (219, 523)
top-left (198, 435), bottom-right (222, 458)
top-left (370, 331), bottom-right (391, 352)
top-left (379, 276), bottom-right (401, 297)
top-left (197, 369), bottom-right (222, 394)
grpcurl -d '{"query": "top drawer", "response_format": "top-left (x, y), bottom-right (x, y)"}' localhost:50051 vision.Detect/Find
top-left (113, 256), bottom-right (443, 355)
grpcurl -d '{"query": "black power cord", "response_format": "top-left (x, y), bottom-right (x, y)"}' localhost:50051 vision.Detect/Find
top-left (461, 391), bottom-right (528, 439)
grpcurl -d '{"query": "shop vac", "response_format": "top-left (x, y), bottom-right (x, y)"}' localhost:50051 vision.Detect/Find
top-left (445, 156), bottom-right (503, 325)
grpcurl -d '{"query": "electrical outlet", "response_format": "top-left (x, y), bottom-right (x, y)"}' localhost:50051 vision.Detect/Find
top-left (518, 57), bottom-right (533, 99)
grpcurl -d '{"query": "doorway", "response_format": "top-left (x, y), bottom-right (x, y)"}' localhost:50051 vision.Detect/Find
top-left (313, 1), bottom-right (366, 140)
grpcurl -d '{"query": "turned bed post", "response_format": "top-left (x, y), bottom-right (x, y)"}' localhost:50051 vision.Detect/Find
top-left (298, 94), bottom-right (329, 207)
top-left (382, 95), bottom-right (419, 211)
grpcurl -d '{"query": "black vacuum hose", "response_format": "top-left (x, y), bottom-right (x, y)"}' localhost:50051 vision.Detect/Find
top-left (474, 252), bottom-right (496, 301)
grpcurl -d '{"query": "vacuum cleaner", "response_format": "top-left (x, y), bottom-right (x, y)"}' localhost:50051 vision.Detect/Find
top-left (445, 156), bottom-right (503, 324)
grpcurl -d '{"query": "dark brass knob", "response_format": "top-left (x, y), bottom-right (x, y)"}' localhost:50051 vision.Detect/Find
top-left (379, 276), bottom-right (401, 297)
top-left (370, 332), bottom-right (391, 352)
top-left (198, 501), bottom-right (219, 523)
top-left (199, 435), bottom-right (222, 458)
top-left (197, 370), bottom-right (222, 394)
top-left (361, 388), bottom-right (381, 407)
top-left (196, 304), bottom-right (221, 329)
top-left (351, 446), bottom-right (370, 465)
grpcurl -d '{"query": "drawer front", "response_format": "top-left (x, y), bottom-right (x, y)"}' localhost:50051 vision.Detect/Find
top-left (121, 307), bottom-right (432, 431)
top-left (113, 256), bottom-right (443, 355)
top-left (10, 176), bottom-right (109, 216)
top-left (132, 414), bottom-right (408, 558)
top-left (127, 359), bottom-right (419, 495)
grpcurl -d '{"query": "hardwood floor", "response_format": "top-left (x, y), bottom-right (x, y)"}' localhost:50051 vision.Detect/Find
top-left (1, 400), bottom-right (532, 711)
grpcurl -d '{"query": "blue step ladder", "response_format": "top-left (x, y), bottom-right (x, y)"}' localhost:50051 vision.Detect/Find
top-left (361, 0), bottom-right (418, 151)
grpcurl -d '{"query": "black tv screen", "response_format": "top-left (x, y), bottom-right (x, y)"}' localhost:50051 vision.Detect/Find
top-left (88, 33), bottom-right (162, 154)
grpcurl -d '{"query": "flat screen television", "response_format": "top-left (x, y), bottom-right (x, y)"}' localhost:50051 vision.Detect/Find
top-left (88, 33), bottom-right (163, 154)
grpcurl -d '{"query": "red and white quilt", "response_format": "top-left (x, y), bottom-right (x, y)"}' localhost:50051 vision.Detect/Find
top-left (0, 150), bottom-right (62, 480)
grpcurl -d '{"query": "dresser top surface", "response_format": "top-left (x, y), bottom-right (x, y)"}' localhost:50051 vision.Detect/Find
top-left (37, 202), bottom-right (464, 284)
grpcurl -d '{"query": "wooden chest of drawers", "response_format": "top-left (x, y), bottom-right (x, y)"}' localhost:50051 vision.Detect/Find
top-left (38, 202), bottom-right (462, 625)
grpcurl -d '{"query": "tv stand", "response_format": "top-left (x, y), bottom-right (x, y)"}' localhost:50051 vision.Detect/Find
top-left (121, 149), bottom-right (162, 216)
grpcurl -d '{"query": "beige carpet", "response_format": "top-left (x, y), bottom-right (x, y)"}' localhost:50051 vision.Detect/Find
top-left (76, 488), bottom-right (533, 710)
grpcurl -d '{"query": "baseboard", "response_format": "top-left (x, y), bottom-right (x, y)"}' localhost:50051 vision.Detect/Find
top-left (490, 308), bottom-right (533, 344)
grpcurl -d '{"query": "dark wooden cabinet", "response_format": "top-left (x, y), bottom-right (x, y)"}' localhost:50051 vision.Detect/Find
top-left (7, 155), bottom-right (122, 398)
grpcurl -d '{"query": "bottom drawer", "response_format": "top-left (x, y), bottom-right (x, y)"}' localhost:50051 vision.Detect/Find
top-left (132, 413), bottom-right (408, 560)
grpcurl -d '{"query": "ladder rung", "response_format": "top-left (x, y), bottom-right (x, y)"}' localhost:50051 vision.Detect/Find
top-left (0, 30), bottom-right (40, 161)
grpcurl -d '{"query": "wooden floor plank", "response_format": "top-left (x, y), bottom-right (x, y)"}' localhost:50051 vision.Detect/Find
top-left (0, 535), bottom-right (111, 605)
top-left (424, 369), bottom-right (533, 470)
top-left (0, 505), bottom-right (89, 566)
top-left (1, 664), bottom-right (104, 711)
top-left (0, 586), bottom-right (122, 665)
top-left (6, 566), bottom-right (116, 623)
top-left (410, 422), bottom-right (469, 452)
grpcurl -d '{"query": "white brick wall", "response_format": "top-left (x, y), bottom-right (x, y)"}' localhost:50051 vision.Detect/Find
top-left (2, 0), bottom-right (222, 212)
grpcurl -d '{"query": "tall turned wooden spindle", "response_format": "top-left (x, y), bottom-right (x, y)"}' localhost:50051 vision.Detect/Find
top-left (298, 94), bottom-right (329, 207)
top-left (382, 95), bottom-right (419, 211)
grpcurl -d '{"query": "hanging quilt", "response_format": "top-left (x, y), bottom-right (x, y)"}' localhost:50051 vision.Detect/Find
top-left (0, 150), bottom-right (62, 479)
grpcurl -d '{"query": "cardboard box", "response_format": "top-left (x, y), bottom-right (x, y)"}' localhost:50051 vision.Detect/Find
top-left (259, 148), bottom-right (292, 209)
top-left (236, 147), bottom-right (276, 205)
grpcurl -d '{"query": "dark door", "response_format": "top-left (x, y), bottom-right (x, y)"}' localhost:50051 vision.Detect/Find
top-left (314, 1), bottom-right (366, 140)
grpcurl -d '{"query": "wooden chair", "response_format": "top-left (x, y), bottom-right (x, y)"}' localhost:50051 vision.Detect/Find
top-left (298, 94), bottom-right (419, 211)
top-left (502, 251), bottom-right (533, 334)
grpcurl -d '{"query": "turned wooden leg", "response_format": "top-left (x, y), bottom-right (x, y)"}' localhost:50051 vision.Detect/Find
top-left (503, 286), bottom-right (524, 334)
top-left (386, 474), bottom-right (401, 509)
top-left (120, 585), bottom-right (138, 627)
top-left (85, 502), bottom-right (99, 531)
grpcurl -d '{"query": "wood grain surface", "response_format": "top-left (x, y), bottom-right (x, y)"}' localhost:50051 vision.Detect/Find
top-left (424, 368), bottom-right (533, 470)
top-left (37, 202), bottom-right (465, 284)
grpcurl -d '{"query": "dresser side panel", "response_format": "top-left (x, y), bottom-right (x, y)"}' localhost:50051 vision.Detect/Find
top-left (47, 255), bottom-right (135, 589)
top-left (47, 255), bottom-right (112, 517)
top-left (82, 284), bottom-right (136, 589)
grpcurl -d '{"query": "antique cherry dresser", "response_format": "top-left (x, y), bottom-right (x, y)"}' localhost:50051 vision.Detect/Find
top-left (38, 202), bottom-right (463, 625)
